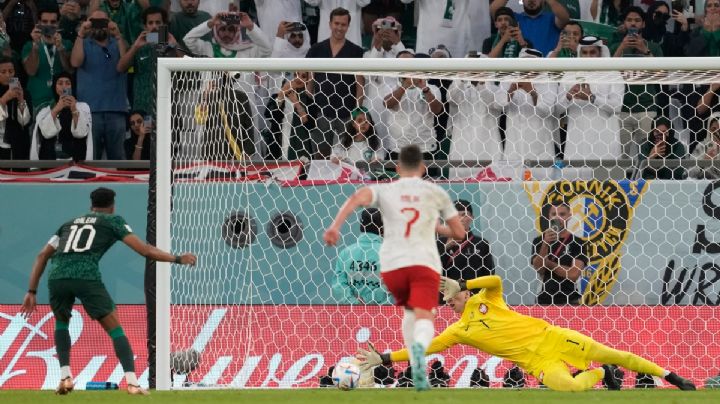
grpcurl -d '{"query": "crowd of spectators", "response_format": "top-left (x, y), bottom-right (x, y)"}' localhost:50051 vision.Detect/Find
top-left (0, 0), bottom-right (718, 181)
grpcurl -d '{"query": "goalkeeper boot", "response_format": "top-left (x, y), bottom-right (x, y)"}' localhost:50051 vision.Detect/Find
top-left (55, 377), bottom-right (74, 395)
top-left (410, 342), bottom-right (430, 391)
top-left (601, 364), bottom-right (624, 390)
top-left (665, 372), bottom-right (696, 390)
top-left (127, 384), bottom-right (150, 395)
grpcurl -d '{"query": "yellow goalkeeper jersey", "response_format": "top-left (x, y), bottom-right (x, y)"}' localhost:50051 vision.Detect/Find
top-left (389, 276), bottom-right (551, 370)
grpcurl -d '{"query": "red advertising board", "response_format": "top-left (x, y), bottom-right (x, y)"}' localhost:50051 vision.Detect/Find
top-left (1, 305), bottom-right (718, 389)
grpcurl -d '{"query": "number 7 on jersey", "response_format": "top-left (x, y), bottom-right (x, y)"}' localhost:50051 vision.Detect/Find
top-left (401, 207), bottom-right (419, 237)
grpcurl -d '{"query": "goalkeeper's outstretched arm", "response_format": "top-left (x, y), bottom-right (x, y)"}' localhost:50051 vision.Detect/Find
top-left (440, 275), bottom-right (503, 302)
top-left (356, 330), bottom-right (460, 372)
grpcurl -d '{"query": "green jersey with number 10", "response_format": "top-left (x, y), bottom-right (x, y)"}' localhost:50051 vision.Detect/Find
top-left (47, 212), bottom-right (133, 281)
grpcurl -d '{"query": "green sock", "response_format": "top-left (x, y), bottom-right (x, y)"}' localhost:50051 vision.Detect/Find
top-left (54, 321), bottom-right (71, 367)
top-left (108, 327), bottom-right (135, 373)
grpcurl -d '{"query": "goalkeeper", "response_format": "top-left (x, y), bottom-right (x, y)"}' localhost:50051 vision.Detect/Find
top-left (357, 275), bottom-right (696, 391)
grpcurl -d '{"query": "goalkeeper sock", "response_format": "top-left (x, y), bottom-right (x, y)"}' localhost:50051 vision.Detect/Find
top-left (54, 321), bottom-right (71, 368)
top-left (413, 319), bottom-right (434, 352)
top-left (108, 327), bottom-right (136, 373)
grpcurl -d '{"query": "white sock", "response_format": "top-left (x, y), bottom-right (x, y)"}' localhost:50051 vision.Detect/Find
top-left (401, 309), bottom-right (416, 364)
top-left (662, 370), bottom-right (670, 377)
top-left (60, 366), bottom-right (72, 380)
top-left (125, 372), bottom-right (139, 386)
top-left (413, 319), bottom-right (434, 352)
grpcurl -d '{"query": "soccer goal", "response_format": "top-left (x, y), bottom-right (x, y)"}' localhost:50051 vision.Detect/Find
top-left (155, 57), bottom-right (720, 390)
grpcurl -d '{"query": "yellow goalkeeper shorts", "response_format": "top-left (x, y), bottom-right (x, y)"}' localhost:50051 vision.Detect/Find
top-left (527, 326), bottom-right (595, 380)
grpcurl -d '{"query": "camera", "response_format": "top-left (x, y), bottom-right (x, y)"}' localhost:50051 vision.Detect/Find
top-left (39, 25), bottom-right (57, 37)
top-left (90, 18), bottom-right (109, 30)
top-left (467, 50), bottom-right (481, 58)
top-left (288, 22), bottom-right (306, 32)
top-left (9, 77), bottom-right (19, 89)
top-left (221, 13), bottom-right (241, 25)
top-left (379, 19), bottom-right (396, 30)
top-left (549, 218), bottom-right (563, 232)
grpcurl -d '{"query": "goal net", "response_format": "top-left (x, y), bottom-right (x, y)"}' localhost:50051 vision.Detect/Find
top-left (156, 58), bottom-right (720, 390)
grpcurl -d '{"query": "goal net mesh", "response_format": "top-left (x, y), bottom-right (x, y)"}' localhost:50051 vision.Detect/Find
top-left (164, 63), bottom-right (720, 389)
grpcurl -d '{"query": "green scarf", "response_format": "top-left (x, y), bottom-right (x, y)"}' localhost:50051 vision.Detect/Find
top-left (702, 29), bottom-right (720, 57)
top-left (212, 42), bottom-right (237, 58)
top-left (492, 33), bottom-right (520, 58)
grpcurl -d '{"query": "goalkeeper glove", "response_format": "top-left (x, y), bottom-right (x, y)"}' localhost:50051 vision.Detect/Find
top-left (440, 276), bottom-right (462, 302)
top-left (356, 342), bottom-right (384, 373)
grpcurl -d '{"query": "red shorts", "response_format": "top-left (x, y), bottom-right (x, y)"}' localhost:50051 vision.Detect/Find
top-left (380, 266), bottom-right (440, 311)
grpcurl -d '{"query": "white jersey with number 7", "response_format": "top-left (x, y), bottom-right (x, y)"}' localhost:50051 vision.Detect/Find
top-left (369, 177), bottom-right (458, 274)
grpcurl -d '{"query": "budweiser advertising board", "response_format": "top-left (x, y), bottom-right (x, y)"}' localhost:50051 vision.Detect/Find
top-left (1, 305), bottom-right (717, 389)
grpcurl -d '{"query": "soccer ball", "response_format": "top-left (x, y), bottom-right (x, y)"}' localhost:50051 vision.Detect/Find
top-left (332, 362), bottom-right (361, 390)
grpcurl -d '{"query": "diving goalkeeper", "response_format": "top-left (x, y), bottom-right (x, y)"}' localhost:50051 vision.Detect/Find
top-left (356, 275), bottom-right (696, 391)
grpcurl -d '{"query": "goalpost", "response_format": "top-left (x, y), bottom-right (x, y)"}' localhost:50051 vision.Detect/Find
top-left (155, 57), bottom-right (720, 390)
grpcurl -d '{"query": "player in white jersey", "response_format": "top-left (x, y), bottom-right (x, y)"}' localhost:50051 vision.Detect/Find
top-left (324, 144), bottom-right (465, 390)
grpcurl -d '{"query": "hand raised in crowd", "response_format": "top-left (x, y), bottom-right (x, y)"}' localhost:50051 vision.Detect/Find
top-left (0, 85), bottom-right (22, 105)
top-left (671, 10), bottom-right (689, 31)
top-left (54, 31), bottom-right (65, 51)
top-left (60, 0), bottom-right (81, 21)
top-left (542, 228), bottom-right (558, 244)
top-left (30, 26), bottom-right (42, 44)
top-left (78, 20), bottom-right (91, 38)
top-left (650, 141), bottom-right (667, 159)
top-left (133, 31), bottom-right (148, 49)
top-left (239, 12), bottom-right (254, 30)
top-left (52, 93), bottom-right (77, 114)
top-left (108, 21), bottom-right (122, 40)
top-left (277, 21), bottom-right (292, 38)
top-left (400, 76), bottom-right (413, 89)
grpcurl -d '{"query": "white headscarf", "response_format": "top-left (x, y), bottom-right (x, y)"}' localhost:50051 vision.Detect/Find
top-left (274, 27), bottom-right (310, 58)
top-left (577, 36), bottom-right (611, 58)
top-left (213, 23), bottom-right (253, 51)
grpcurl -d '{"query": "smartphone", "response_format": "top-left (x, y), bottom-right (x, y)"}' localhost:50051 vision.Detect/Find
top-left (146, 31), bottom-right (159, 44)
top-left (158, 25), bottom-right (168, 44)
top-left (467, 50), bottom-right (480, 58)
top-left (627, 27), bottom-right (638, 36)
top-left (144, 115), bottom-right (153, 128)
top-left (9, 77), bottom-right (19, 89)
top-left (221, 13), bottom-right (241, 25)
top-left (90, 18), bottom-right (109, 30)
top-left (550, 218), bottom-right (562, 232)
top-left (62, 87), bottom-right (71, 97)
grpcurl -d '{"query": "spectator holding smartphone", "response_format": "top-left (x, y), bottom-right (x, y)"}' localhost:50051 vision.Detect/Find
top-left (71, 10), bottom-right (128, 160)
top-left (484, 7), bottom-right (531, 58)
top-left (548, 21), bottom-right (582, 58)
top-left (637, 117), bottom-right (686, 180)
top-left (490, 0), bottom-right (569, 56)
top-left (0, 56), bottom-right (31, 163)
top-left (30, 72), bottom-right (92, 161)
top-left (23, 8), bottom-right (73, 116)
top-left (117, 6), bottom-right (178, 114)
top-left (530, 201), bottom-right (587, 305)
top-left (689, 113), bottom-right (720, 180)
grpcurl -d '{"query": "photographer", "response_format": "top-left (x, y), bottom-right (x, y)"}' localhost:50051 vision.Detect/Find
top-left (484, 7), bottom-right (531, 59)
top-left (71, 10), bottom-right (128, 160)
top-left (609, 7), bottom-right (663, 162)
top-left (530, 201), bottom-right (587, 305)
top-left (643, 1), bottom-right (689, 57)
top-left (124, 110), bottom-right (151, 161)
top-left (22, 8), bottom-right (73, 116)
top-left (637, 117), bottom-right (686, 180)
top-left (689, 113), bottom-right (720, 180)
top-left (0, 56), bottom-right (31, 163)
top-left (268, 21), bottom-right (309, 95)
top-left (548, 21), bottom-right (582, 58)
top-left (2, 0), bottom-right (38, 53)
top-left (117, 6), bottom-right (177, 114)
top-left (367, 16), bottom-right (404, 58)
top-left (184, 11), bottom-right (271, 60)
top-left (30, 72), bottom-right (92, 161)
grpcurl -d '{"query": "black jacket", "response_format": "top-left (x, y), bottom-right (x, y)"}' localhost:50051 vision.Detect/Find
top-left (438, 232), bottom-right (495, 281)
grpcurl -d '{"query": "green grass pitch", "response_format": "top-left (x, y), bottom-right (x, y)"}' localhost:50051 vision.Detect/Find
top-left (2, 389), bottom-right (719, 404)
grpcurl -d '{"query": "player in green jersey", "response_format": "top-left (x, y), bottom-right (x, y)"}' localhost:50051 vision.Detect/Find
top-left (20, 187), bottom-right (197, 395)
